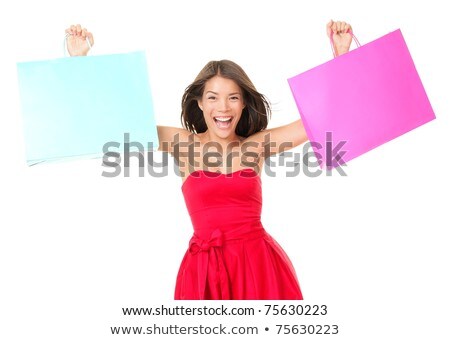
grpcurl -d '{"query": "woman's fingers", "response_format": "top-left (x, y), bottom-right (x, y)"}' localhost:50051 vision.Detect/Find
top-left (326, 20), bottom-right (333, 37)
top-left (331, 21), bottom-right (336, 33)
top-left (86, 32), bottom-right (94, 46)
top-left (65, 24), bottom-right (93, 43)
top-left (66, 25), bottom-right (77, 36)
top-left (330, 20), bottom-right (351, 34)
top-left (66, 24), bottom-right (83, 36)
top-left (65, 24), bottom-right (94, 56)
top-left (326, 19), bottom-right (353, 56)
top-left (334, 21), bottom-right (340, 32)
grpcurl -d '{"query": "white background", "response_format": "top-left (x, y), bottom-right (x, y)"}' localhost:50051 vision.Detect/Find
top-left (1, 0), bottom-right (449, 339)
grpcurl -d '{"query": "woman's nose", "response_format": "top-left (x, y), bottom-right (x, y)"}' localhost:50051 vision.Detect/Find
top-left (217, 98), bottom-right (229, 112)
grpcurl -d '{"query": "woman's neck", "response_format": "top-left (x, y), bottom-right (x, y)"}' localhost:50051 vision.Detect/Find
top-left (202, 130), bottom-right (243, 149)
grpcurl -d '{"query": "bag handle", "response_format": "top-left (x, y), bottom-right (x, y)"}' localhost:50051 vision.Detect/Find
top-left (63, 33), bottom-right (92, 57)
top-left (329, 30), bottom-right (361, 58)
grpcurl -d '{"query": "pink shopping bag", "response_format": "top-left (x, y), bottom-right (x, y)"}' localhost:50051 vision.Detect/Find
top-left (288, 29), bottom-right (436, 169)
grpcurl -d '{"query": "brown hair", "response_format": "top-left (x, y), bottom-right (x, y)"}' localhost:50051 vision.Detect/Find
top-left (181, 60), bottom-right (271, 138)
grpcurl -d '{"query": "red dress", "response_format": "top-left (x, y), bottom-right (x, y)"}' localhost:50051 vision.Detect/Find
top-left (175, 168), bottom-right (303, 300)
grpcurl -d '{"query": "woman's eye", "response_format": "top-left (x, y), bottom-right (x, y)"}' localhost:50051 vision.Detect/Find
top-left (208, 96), bottom-right (216, 100)
top-left (230, 96), bottom-right (239, 100)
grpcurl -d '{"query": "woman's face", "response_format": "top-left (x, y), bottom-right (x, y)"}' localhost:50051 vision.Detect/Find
top-left (197, 76), bottom-right (245, 141)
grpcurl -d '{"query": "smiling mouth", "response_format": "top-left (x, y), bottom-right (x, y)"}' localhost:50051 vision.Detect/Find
top-left (214, 116), bottom-right (233, 129)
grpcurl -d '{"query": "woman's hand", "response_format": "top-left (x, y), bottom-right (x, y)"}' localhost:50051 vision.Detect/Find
top-left (326, 20), bottom-right (352, 56)
top-left (65, 24), bottom-right (94, 57)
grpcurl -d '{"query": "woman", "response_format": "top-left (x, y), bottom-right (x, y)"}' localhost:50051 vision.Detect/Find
top-left (66, 20), bottom-right (353, 299)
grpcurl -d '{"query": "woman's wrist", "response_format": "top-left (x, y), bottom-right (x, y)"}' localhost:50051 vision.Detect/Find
top-left (335, 45), bottom-right (350, 56)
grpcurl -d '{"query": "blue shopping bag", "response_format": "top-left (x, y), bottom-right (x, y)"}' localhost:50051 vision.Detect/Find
top-left (17, 51), bottom-right (159, 166)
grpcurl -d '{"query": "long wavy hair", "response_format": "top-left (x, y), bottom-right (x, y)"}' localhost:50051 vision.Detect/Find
top-left (181, 60), bottom-right (271, 138)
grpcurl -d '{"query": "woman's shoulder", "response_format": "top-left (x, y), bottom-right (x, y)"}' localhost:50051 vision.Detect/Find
top-left (156, 125), bottom-right (195, 153)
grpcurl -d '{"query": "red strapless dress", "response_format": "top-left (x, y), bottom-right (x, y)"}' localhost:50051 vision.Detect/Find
top-left (175, 168), bottom-right (303, 300)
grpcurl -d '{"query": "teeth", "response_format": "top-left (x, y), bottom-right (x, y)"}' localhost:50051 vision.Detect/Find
top-left (215, 117), bottom-right (232, 122)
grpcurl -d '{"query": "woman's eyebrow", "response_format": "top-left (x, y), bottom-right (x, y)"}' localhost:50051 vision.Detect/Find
top-left (205, 91), bottom-right (241, 96)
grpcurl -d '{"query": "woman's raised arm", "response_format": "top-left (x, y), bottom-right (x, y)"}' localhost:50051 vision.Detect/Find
top-left (65, 24), bottom-right (192, 155)
top-left (247, 20), bottom-right (354, 158)
top-left (156, 126), bottom-right (192, 154)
